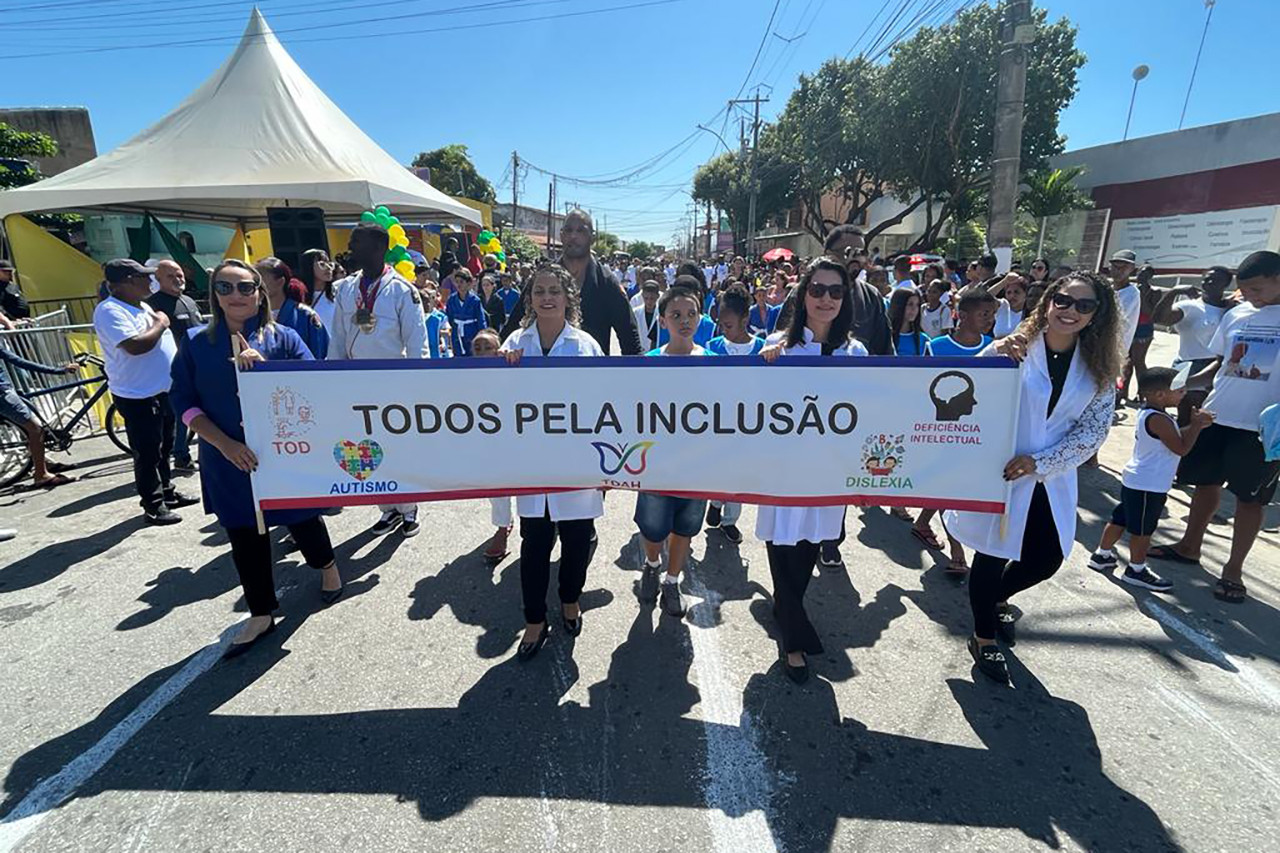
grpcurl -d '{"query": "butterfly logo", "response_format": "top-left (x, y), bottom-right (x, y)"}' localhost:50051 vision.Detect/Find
top-left (591, 441), bottom-right (656, 476)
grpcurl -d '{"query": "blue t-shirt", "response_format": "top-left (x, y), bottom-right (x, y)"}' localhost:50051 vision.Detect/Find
top-left (706, 335), bottom-right (765, 356)
top-left (746, 303), bottom-right (781, 336)
top-left (929, 333), bottom-right (992, 357)
top-left (657, 315), bottom-right (716, 347)
top-left (895, 332), bottom-right (932, 357)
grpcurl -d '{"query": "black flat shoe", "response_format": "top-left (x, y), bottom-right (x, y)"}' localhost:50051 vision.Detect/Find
top-left (995, 604), bottom-right (1017, 646)
top-left (320, 585), bottom-right (344, 607)
top-left (223, 618), bottom-right (276, 659)
top-left (517, 623), bottom-right (549, 662)
top-left (783, 654), bottom-right (809, 684)
top-left (562, 611), bottom-right (582, 637)
top-left (968, 636), bottom-right (1009, 685)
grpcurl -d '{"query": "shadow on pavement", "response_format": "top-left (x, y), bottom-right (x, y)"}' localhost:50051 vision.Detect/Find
top-left (0, 516), bottom-right (147, 594)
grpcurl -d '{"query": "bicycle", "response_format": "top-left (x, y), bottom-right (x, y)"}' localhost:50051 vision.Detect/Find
top-left (0, 353), bottom-right (132, 488)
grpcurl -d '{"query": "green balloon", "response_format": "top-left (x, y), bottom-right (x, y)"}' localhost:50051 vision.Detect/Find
top-left (360, 211), bottom-right (377, 223)
top-left (478, 229), bottom-right (496, 244)
top-left (389, 216), bottom-right (401, 227)
top-left (375, 213), bottom-right (392, 229)
top-left (496, 251), bottom-right (506, 261)
top-left (375, 206), bottom-right (390, 218)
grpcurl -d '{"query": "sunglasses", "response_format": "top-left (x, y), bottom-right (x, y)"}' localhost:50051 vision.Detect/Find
top-left (1050, 292), bottom-right (1099, 314)
top-left (213, 279), bottom-right (261, 297)
top-left (806, 282), bottom-right (847, 300)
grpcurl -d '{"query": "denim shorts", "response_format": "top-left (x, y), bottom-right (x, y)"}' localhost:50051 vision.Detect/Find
top-left (634, 492), bottom-right (707, 542)
top-left (0, 388), bottom-right (35, 425)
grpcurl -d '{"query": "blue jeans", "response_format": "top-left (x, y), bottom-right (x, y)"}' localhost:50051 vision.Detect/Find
top-left (635, 492), bottom-right (707, 542)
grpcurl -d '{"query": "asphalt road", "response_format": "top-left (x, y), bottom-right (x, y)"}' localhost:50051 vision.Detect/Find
top-left (1, 332), bottom-right (1277, 853)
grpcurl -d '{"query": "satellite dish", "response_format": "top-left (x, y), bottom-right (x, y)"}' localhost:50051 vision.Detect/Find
top-left (1132, 64), bottom-right (1150, 81)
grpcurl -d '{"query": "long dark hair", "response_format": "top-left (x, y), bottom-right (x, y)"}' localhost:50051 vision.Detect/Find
top-left (1016, 271), bottom-right (1122, 391)
top-left (205, 259), bottom-right (271, 342)
top-left (298, 248), bottom-right (334, 302)
top-left (784, 258), bottom-right (853, 351)
top-left (1029, 257), bottom-right (1051, 283)
top-left (888, 287), bottom-right (924, 355)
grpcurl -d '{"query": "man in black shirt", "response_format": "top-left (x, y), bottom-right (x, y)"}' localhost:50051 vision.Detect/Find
top-left (0, 260), bottom-right (31, 323)
top-left (822, 225), bottom-right (892, 356)
top-left (501, 209), bottom-right (643, 354)
top-left (146, 260), bottom-right (202, 471)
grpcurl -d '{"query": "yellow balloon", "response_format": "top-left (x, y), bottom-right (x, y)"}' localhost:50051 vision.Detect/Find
top-left (388, 223), bottom-right (407, 243)
top-left (395, 260), bottom-right (415, 279)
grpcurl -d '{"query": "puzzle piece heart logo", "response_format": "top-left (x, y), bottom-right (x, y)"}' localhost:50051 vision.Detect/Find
top-left (333, 439), bottom-right (384, 481)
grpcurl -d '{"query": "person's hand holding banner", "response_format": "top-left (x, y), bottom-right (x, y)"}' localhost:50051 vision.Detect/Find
top-left (992, 334), bottom-right (1028, 363)
top-left (1003, 454), bottom-right (1037, 481)
top-left (234, 332), bottom-right (265, 371)
top-left (217, 435), bottom-right (259, 473)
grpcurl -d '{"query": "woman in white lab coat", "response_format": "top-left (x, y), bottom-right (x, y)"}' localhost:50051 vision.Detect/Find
top-left (946, 272), bottom-right (1122, 684)
top-left (757, 258), bottom-right (868, 684)
top-left (501, 264), bottom-right (605, 661)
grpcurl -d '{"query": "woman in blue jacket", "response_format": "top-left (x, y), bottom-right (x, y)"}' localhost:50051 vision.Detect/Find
top-left (256, 257), bottom-right (330, 359)
top-left (170, 259), bottom-right (343, 656)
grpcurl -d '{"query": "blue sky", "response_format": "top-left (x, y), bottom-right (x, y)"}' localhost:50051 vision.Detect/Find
top-left (4, 0), bottom-right (1277, 243)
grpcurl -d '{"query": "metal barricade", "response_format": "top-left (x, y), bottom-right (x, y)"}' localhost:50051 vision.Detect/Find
top-left (0, 311), bottom-right (94, 424)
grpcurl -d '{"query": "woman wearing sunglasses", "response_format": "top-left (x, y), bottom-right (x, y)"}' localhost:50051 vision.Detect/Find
top-left (946, 272), bottom-right (1122, 684)
top-left (170, 260), bottom-right (344, 657)
top-left (757, 258), bottom-right (868, 683)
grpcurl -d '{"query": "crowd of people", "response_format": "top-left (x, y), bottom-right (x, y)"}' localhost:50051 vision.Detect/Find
top-left (2, 209), bottom-right (1277, 687)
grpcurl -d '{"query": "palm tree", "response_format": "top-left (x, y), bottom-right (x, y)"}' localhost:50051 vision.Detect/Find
top-left (1018, 166), bottom-right (1093, 218)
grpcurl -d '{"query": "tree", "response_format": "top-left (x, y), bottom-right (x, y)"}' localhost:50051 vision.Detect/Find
top-left (498, 228), bottom-right (543, 262)
top-left (879, 3), bottom-right (1084, 252)
top-left (410, 144), bottom-right (496, 204)
top-left (0, 122), bottom-right (80, 228)
top-left (1018, 165), bottom-right (1092, 218)
top-left (625, 239), bottom-right (656, 260)
top-left (691, 128), bottom-right (795, 253)
top-left (593, 231), bottom-right (621, 257)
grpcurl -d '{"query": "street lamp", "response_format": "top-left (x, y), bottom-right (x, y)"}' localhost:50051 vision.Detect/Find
top-left (696, 124), bottom-right (733, 155)
top-left (1123, 64), bottom-right (1149, 141)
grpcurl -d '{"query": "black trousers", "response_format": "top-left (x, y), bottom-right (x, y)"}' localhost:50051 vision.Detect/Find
top-left (519, 510), bottom-right (594, 624)
top-left (765, 540), bottom-right (824, 655)
top-left (226, 517), bottom-right (335, 616)
top-left (969, 483), bottom-right (1064, 640)
top-left (115, 392), bottom-right (175, 513)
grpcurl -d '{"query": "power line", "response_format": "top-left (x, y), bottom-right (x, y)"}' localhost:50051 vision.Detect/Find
top-left (0, 0), bottom-right (683, 59)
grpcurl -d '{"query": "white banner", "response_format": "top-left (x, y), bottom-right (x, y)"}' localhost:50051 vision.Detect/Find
top-left (1106, 205), bottom-right (1279, 270)
top-left (239, 356), bottom-right (1021, 514)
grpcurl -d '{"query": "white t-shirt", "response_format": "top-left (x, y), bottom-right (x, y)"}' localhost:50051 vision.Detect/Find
top-left (921, 303), bottom-right (953, 339)
top-left (1173, 298), bottom-right (1226, 362)
top-left (312, 292), bottom-right (337, 336)
top-left (92, 296), bottom-right (177, 399)
top-left (1203, 303), bottom-right (1280, 432)
top-left (994, 299), bottom-right (1023, 338)
top-left (1114, 283), bottom-right (1142, 349)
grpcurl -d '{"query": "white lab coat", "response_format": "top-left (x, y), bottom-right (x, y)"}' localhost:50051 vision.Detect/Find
top-left (329, 268), bottom-right (428, 360)
top-left (501, 322), bottom-right (607, 521)
top-left (633, 304), bottom-right (660, 351)
top-left (945, 336), bottom-right (1115, 561)
top-left (756, 328), bottom-right (868, 545)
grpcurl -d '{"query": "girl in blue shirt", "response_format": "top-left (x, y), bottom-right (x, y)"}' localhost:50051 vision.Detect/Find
top-left (445, 268), bottom-right (488, 356)
top-left (170, 260), bottom-right (343, 656)
top-left (888, 287), bottom-right (932, 357)
top-left (706, 283), bottom-right (765, 357)
top-left (748, 284), bottom-right (782, 337)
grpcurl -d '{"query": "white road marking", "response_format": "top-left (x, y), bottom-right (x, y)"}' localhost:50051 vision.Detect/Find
top-left (685, 569), bottom-right (784, 853)
top-left (0, 615), bottom-right (262, 853)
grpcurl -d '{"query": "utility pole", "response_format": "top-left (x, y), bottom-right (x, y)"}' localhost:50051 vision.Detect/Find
top-left (730, 89), bottom-right (770, 258)
top-left (546, 179), bottom-right (555, 256)
top-left (510, 151), bottom-right (519, 240)
top-left (987, 0), bottom-right (1033, 274)
top-left (705, 200), bottom-right (713, 257)
top-left (1179, 0), bottom-right (1214, 130)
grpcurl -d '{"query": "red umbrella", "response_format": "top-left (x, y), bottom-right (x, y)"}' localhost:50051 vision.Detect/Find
top-left (762, 247), bottom-right (794, 262)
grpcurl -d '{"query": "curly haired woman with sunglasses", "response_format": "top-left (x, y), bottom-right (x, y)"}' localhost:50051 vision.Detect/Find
top-left (170, 260), bottom-right (344, 657)
top-left (945, 272), bottom-right (1123, 684)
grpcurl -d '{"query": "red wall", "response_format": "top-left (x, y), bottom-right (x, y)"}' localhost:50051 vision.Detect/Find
top-left (1091, 158), bottom-right (1280, 219)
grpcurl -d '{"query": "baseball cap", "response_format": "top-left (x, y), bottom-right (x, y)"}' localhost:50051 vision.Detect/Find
top-left (0, 259), bottom-right (14, 271)
top-left (1110, 249), bottom-right (1137, 264)
top-left (103, 258), bottom-right (157, 284)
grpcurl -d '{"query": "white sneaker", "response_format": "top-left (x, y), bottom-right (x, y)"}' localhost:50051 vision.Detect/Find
top-left (0, 528), bottom-right (16, 543)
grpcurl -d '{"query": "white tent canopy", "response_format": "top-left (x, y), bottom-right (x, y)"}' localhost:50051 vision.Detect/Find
top-left (0, 9), bottom-right (481, 227)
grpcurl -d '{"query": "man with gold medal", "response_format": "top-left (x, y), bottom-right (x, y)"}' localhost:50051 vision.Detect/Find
top-left (330, 221), bottom-right (429, 537)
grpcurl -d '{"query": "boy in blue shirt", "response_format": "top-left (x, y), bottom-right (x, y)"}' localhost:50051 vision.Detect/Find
top-left (929, 285), bottom-right (996, 357)
top-left (638, 283), bottom-right (709, 616)
top-left (421, 283), bottom-right (451, 358)
top-left (704, 283), bottom-right (761, 543)
top-left (445, 268), bottom-right (487, 356)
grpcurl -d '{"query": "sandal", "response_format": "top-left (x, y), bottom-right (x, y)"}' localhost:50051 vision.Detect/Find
top-left (946, 557), bottom-right (969, 576)
top-left (45, 460), bottom-right (73, 474)
top-left (32, 473), bottom-right (72, 489)
top-left (1148, 544), bottom-right (1201, 565)
top-left (889, 506), bottom-right (914, 522)
top-left (911, 526), bottom-right (943, 551)
top-left (1213, 578), bottom-right (1247, 604)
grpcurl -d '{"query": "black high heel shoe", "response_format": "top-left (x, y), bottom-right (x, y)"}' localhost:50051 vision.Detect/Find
top-left (562, 609), bottom-right (583, 638)
top-left (782, 652), bottom-right (810, 684)
top-left (517, 623), bottom-right (549, 662)
top-left (223, 618), bottom-right (276, 659)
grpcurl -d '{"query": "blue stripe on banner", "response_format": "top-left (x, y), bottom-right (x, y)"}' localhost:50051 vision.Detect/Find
top-left (251, 355), bottom-right (1019, 372)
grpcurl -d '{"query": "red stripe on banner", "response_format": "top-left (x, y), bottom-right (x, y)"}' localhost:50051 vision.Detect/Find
top-left (260, 489), bottom-right (1004, 514)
